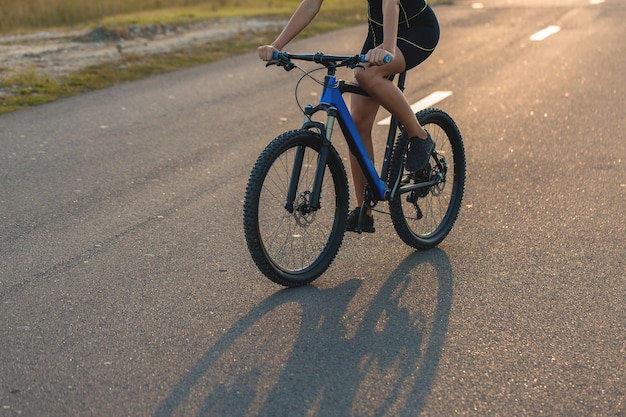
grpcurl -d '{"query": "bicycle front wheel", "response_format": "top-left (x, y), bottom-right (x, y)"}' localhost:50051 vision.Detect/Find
top-left (388, 108), bottom-right (466, 250)
top-left (244, 130), bottom-right (349, 286)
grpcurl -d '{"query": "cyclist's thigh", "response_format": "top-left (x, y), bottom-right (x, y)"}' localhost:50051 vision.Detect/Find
top-left (350, 84), bottom-right (380, 132)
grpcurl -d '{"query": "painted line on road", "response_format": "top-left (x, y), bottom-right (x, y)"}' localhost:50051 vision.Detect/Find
top-left (590, 0), bottom-right (605, 4)
top-left (378, 91), bottom-right (452, 126)
top-left (530, 25), bottom-right (561, 41)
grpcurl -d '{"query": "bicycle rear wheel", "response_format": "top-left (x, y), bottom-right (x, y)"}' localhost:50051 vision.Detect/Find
top-left (388, 108), bottom-right (466, 250)
top-left (244, 129), bottom-right (349, 286)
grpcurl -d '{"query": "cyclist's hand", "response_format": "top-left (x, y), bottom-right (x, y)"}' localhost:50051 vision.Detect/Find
top-left (258, 45), bottom-right (279, 61)
top-left (365, 47), bottom-right (394, 66)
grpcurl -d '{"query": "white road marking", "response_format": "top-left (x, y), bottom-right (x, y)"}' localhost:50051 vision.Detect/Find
top-left (472, 3), bottom-right (485, 9)
top-left (590, 0), bottom-right (605, 4)
top-left (377, 91), bottom-right (452, 125)
top-left (530, 25), bottom-right (561, 41)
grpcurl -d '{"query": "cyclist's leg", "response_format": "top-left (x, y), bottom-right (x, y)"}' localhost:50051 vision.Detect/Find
top-left (354, 49), bottom-right (427, 140)
top-left (349, 92), bottom-right (379, 213)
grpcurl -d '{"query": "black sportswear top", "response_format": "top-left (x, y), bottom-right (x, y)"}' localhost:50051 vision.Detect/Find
top-left (367, 0), bottom-right (430, 29)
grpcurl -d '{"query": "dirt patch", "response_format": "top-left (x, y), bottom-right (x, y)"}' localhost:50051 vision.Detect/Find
top-left (0, 17), bottom-right (285, 81)
top-left (72, 23), bottom-right (180, 43)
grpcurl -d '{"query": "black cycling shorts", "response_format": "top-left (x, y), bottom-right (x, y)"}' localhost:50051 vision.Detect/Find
top-left (361, 4), bottom-right (440, 70)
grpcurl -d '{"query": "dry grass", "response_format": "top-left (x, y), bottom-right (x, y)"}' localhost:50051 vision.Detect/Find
top-left (0, 1), bottom-right (365, 113)
top-left (0, 0), bottom-right (313, 33)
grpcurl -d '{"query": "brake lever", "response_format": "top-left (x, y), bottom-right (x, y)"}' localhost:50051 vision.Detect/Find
top-left (266, 58), bottom-right (295, 71)
top-left (341, 55), bottom-right (365, 70)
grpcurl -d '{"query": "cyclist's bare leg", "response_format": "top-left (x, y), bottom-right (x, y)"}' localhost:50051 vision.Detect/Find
top-left (350, 49), bottom-right (427, 214)
top-left (350, 93), bottom-right (379, 214)
top-left (354, 49), bottom-right (428, 140)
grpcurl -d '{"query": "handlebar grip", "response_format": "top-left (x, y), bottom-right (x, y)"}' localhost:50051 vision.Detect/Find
top-left (272, 51), bottom-right (280, 60)
top-left (360, 54), bottom-right (392, 64)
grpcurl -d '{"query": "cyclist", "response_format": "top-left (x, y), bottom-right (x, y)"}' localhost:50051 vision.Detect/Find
top-left (258, 0), bottom-right (440, 233)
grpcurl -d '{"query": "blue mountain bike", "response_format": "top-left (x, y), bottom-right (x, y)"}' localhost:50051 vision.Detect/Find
top-left (244, 52), bottom-right (465, 286)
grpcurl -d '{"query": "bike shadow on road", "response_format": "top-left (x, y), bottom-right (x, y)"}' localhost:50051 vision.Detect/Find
top-left (154, 249), bottom-right (453, 417)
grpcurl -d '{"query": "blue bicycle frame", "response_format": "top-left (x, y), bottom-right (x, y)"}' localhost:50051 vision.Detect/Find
top-left (322, 74), bottom-right (388, 200)
top-left (298, 72), bottom-right (390, 206)
top-left (275, 52), bottom-right (403, 213)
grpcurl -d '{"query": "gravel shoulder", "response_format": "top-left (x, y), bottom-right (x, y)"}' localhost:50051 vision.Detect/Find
top-left (0, 18), bottom-right (285, 81)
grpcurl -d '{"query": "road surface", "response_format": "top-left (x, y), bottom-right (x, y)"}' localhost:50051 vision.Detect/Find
top-left (1, 0), bottom-right (624, 415)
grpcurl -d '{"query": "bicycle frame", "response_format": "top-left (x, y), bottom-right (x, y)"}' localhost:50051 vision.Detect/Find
top-left (246, 52), bottom-right (464, 284)
top-left (278, 53), bottom-right (440, 214)
top-left (294, 72), bottom-right (401, 210)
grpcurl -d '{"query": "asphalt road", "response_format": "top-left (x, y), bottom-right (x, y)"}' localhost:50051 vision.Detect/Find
top-left (1, 0), bottom-right (624, 415)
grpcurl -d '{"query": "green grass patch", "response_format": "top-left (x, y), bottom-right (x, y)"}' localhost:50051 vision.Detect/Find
top-left (0, 69), bottom-right (72, 113)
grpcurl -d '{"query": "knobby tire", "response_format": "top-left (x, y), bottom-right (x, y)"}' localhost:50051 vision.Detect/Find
top-left (243, 130), bottom-right (349, 286)
top-left (388, 108), bottom-right (466, 249)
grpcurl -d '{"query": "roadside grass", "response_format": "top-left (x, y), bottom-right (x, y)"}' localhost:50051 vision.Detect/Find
top-left (0, 0), bottom-right (448, 114)
top-left (0, 0), bottom-right (308, 33)
top-left (0, 32), bottom-right (279, 114)
top-left (0, 1), bottom-right (367, 114)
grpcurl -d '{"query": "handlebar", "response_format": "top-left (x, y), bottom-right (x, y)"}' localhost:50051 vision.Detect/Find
top-left (270, 51), bottom-right (391, 69)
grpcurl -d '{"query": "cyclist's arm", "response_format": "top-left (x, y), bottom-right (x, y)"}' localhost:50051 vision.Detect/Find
top-left (364, 0), bottom-right (399, 65)
top-left (381, 0), bottom-right (399, 57)
top-left (258, 0), bottom-right (323, 60)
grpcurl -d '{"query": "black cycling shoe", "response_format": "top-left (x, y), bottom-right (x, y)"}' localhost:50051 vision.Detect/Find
top-left (406, 133), bottom-right (435, 172)
top-left (346, 207), bottom-right (375, 233)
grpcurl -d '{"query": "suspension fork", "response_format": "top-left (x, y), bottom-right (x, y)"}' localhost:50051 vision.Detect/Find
top-left (285, 105), bottom-right (336, 213)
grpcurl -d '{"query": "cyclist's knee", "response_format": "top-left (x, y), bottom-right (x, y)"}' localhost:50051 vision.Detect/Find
top-left (354, 68), bottom-right (374, 88)
top-left (354, 65), bottom-right (395, 91)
